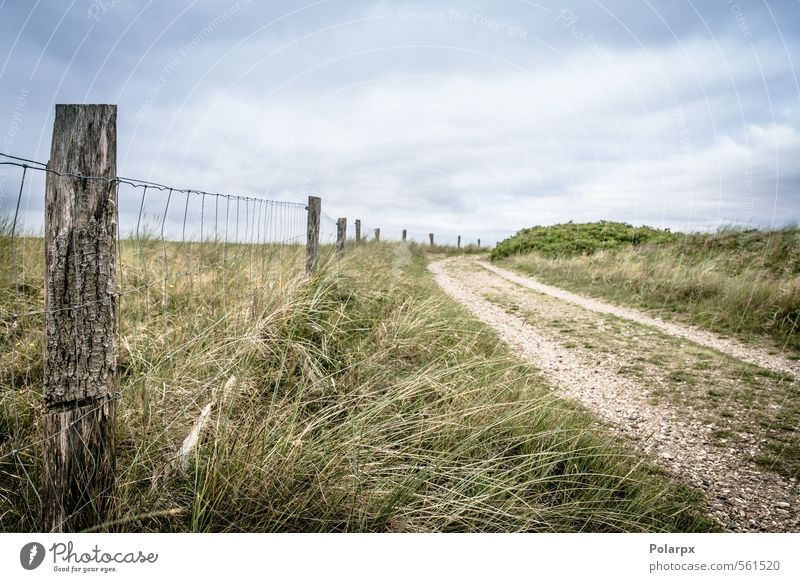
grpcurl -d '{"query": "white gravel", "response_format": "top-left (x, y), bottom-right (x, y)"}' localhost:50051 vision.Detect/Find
top-left (430, 257), bottom-right (800, 532)
top-left (481, 261), bottom-right (800, 379)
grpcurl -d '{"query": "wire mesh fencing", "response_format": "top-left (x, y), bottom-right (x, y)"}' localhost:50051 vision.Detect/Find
top-left (0, 148), bottom-right (336, 531)
top-left (0, 105), bottom-right (485, 533)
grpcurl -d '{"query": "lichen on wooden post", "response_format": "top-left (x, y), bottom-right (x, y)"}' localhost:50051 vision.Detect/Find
top-left (43, 104), bottom-right (118, 532)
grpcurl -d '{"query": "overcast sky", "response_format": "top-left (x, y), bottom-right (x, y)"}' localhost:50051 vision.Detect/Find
top-left (1, 0), bottom-right (798, 245)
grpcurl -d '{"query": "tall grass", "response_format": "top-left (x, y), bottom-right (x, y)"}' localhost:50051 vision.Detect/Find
top-left (495, 225), bottom-right (800, 355)
top-left (0, 234), bottom-right (716, 532)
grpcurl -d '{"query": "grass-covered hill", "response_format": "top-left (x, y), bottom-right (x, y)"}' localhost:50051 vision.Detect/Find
top-left (490, 221), bottom-right (678, 260)
top-left (492, 222), bottom-right (800, 355)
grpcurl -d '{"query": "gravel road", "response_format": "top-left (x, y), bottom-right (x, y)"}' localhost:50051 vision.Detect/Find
top-left (430, 256), bottom-right (799, 532)
top-left (482, 261), bottom-right (800, 378)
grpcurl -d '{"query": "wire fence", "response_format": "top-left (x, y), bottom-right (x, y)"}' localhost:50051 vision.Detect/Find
top-left (402, 230), bottom-right (482, 248)
top-left (0, 150), bottom-right (323, 531)
top-left (321, 210), bottom-right (339, 245)
top-left (0, 107), bottom-right (487, 533)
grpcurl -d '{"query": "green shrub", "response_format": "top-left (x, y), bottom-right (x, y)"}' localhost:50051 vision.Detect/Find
top-left (491, 221), bottom-right (677, 260)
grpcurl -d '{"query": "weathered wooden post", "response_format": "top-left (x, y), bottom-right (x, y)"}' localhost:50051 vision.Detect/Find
top-left (375, 228), bottom-right (380, 242)
top-left (429, 233), bottom-right (434, 247)
top-left (355, 219), bottom-right (361, 243)
top-left (477, 238), bottom-right (481, 248)
top-left (43, 104), bottom-right (118, 532)
top-left (402, 229), bottom-right (407, 241)
top-left (336, 217), bottom-right (346, 257)
top-left (306, 195), bottom-right (321, 272)
top-left (457, 235), bottom-right (461, 249)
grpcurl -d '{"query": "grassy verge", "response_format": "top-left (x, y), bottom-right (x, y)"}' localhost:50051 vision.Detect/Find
top-left (1, 235), bottom-right (716, 531)
top-left (494, 226), bottom-right (800, 356)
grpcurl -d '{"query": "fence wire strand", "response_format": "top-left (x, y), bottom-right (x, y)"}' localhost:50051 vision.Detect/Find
top-left (1, 150), bottom-right (475, 531)
top-left (0, 153), bottom-right (332, 532)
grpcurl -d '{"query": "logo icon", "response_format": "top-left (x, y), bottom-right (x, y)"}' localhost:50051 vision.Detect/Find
top-left (20, 542), bottom-right (45, 570)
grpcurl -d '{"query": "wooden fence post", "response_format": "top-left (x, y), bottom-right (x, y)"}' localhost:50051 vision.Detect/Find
top-left (306, 196), bottom-right (321, 272)
top-left (375, 228), bottom-right (380, 242)
top-left (429, 233), bottom-right (434, 247)
top-left (355, 219), bottom-right (361, 243)
top-left (336, 217), bottom-right (346, 257)
top-left (457, 235), bottom-right (461, 249)
top-left (402, 229), bottom-right (407, 241)
top-left (43, 104), bottom-right (118, 532)
top-left (477, 238), bottom-right (481, 248)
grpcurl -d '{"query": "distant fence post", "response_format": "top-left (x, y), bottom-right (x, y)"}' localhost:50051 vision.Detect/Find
top-left (306, 196), bottom-right (321, 272)
top-left (457, 235), bottom-right (461, 249)
top-left (402, 229), bottom-right (407, 242)
top-left (42, 104), bottom-right (118, 532)
top-left (429, 233), bottom-right (434, 247)
top-left (355, 219), bottom-right (361, 243)
top-left (477, 238), bottom-right (481, 248)
top-left (375, 228), bottom-right (380, 242)
top-left (336, 217), bottom-right (346, 257)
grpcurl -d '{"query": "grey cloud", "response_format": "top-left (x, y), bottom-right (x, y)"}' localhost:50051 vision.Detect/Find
top-left (1, 0), bottom-right (798, 246)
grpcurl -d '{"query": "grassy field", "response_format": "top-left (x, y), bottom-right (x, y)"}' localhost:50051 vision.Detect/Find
top-left (0, 231), bottom-right (717, 532)
top-left (493, 223), bottom-right (800, 356)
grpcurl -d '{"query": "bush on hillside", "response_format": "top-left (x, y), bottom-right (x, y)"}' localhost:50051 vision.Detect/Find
top-left (490, 221), bottom-right (677, 260)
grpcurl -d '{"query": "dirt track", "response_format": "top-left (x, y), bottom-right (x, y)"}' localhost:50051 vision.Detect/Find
top-left (481, 261), bottom-right (800, 378)
top-left (430, 256), bottom-right (799, 532)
